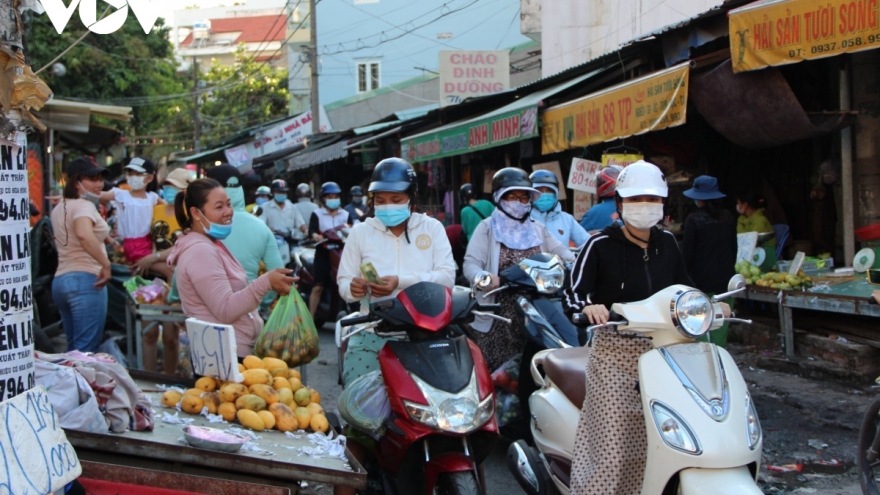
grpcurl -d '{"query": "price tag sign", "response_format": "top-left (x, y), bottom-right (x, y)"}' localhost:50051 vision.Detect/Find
top-left (736, 232), bottom-right (758, 263)
top-left (573, 190), bottom-right (593, 222)
top-left (788, 252), bottom-right (806, 276)
top-left (185, 318), bottom-right (244, 382)
top-left (567, 158), bottom-right (602, 194)
top-left (0, 386), bottom-right (82, 493)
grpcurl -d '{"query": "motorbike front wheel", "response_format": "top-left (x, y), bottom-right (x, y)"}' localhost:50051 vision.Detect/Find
top-left (857, 395), bottom-right (880, 495)
top-left (435, 471), bottom-right (480, 495)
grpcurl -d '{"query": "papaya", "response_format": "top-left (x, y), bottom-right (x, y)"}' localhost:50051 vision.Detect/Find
top-left (273, 377), bottom-right (293, 390)
top-left (249, 384), bottom-right (280, 405)
top-left (201, 392), bottom-right (223, 414)
top-left (194, 376), bottom-right (218, 392)
top-left (258, 410), bottom-right (276, 430)
top-left (219, 383), bottom-right (249, 403)
top-left (269, 403), bottom-right (297, 432)
top-left (218, 402), bottom-right (237, 422)
top-left (161, 390), bottom-right (183, 408)
top-left (242, 369), bottom-right (271, 387)
top-left (294, 407), bottom-right (311, 430)
top-left (310, 414), bottom-right (329, 433)
top-left (236, 409), bottom-right (265, 431)
top-left (242, 355), bottom-right (265, 370)
top-left (235, 394), bottom-right (267, 412)
top-left (181, 395), bottom-right (204, 414)
top-left (277, 388), bottom-right (294, 406)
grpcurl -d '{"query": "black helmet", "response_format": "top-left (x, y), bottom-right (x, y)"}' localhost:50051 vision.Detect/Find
top-left (350, 185), bottom-right (364, 196)
top-left (295, 183), bottom-right (311, 198)
top-left (459, 183), bottom-right (476, 204)
top-left (491, 167), bottom-right (532, 194)
top-left (529, 170), bottom-right (559, 188)
top-left (270, 179), bottom-right (289, 192)
top-left (368, 158), bottom-right (417, 195)
top-left (320, 181), bottom-right (342, 197)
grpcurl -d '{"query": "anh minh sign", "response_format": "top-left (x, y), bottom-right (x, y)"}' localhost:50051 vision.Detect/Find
top-left (439, 50), bottom-right (510, 107)
top-left (729, 0), bottom-right (880, 72)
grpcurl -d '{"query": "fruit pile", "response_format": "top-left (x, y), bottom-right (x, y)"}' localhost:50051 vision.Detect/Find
top-left (736, 261), bottom-right (813, 290)
top-left (160, 355), bottom-right (329, 434)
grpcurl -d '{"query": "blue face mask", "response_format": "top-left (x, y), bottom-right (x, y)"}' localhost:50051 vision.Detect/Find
top-left (375, 202), bottom-right (411, 227)
top-left (162, 185), bottom-right (179, 203)
top-left (534, 193), bottom-right (557, 212)
top-left (198, 210), bottom-right (233, 240)
top-left (274, 194), bottom-right (287, 203)
top-left (325, 199), bottom-right (341, 210)
top-left (255, 197), bottom-right (268, 206)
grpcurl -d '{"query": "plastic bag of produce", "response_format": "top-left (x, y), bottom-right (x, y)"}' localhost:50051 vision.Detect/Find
top-left (338, 370), bottom-right (390, 439)
top-left (254, 291), bottom-right (319, 367)
top-left (491, 353), bottom-right (521, 394)
top-left (494, 389), bottom-right (521, 427)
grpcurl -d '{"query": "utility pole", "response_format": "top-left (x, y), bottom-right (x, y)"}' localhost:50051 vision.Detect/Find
top-left (309, 0), bottom-right (320, 133)
top-left (193, 57), bottom-right (202, 152)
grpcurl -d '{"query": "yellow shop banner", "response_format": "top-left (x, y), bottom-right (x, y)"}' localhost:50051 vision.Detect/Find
top-left (541, 64), bottom-right (689, 155)
top-left (730, 0), bottom-right (880, 73)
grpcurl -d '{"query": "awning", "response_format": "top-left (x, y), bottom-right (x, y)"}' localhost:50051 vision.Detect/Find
top-left (345, 126), bottom-right (402, 150)
top-left (400, 69), bottom-right (603, 162)
top-left (729, 0), bottom-right (880, 73)
top-left (287, 140), bottom-right (348, 171)
top-left (541, 63), bottom-right (690, 154)
top-left (177, 144), bottom-right (234, 164)
top-left (691, 60), bottom-right (855, 148)
top-left (352, 120), bottom-right (401, 136)
top-left (37, 99), bottom-right (132, 132)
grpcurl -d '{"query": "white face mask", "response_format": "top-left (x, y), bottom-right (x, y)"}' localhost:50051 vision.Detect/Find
top-left (621, 202), bottom-right (664, 230)
top-left (127, 175), bottom-right (147, 191)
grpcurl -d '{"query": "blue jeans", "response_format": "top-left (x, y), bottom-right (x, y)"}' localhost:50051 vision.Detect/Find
top-left (52, 272), bottom-right (107, 353)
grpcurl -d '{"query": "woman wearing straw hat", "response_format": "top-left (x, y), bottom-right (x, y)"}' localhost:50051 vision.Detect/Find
top-left (682, 175), bottom-right (737, 347)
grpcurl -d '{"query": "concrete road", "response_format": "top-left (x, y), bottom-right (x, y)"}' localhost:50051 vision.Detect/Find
top-left (301, 326), bottom-right (527, 495)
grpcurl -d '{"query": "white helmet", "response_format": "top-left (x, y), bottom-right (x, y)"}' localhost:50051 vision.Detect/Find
top-left (615, 160), bottom-right (668, 198)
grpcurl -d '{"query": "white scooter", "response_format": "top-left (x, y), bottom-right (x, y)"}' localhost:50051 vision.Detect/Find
top-left (507, 275), bottom-right (763, 495)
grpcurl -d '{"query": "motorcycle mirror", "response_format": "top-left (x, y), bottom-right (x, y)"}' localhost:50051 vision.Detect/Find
top-left (474, 271), bottom-right (493, 290)
top-left (713, 274), bottom-right (748, 302)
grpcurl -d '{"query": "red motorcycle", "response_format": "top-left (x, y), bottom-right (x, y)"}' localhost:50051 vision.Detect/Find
top-left (338, 282), bottom-right (502, 495)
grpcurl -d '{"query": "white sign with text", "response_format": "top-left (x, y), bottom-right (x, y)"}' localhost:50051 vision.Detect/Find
top-left (185, 318), bottom-right (244, 383)
top-left (439, 50), bottom-right (510, 107)
top-left (245, 107), bottom-right (332, 160)
top-left (736, 232), bottom-right (759, 264)
top-left (567, 158), bottom-right (602, 194)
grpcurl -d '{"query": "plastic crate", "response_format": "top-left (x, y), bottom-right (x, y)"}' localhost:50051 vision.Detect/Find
top-left (777, 258), bottom-right (834, 273)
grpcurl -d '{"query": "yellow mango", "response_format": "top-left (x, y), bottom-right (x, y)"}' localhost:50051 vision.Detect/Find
top-left (270, 368), bottom-right (289, 378)
top-left (200, 392), bottom-right (223, 414)
top-left (309, 388), bottom-right (321, 405)
top-left (269, 403), bottom-right (297, 432)
top-left (258, 410), bottom-right (276, 430)
top-left (273, 377), bottom-right (293, 390)
top-left (161, 390), bottom-right (182, 408)
top-left (235, 394), bottom-right (267, 412)
top-left (306, 402), bottom-right (324, 416)
top-left (180, 395), bottom-right (204, 415)
top-left (287, 369), bottom-right (301, 381)
top-left (294, 407), bottom-right (311, 430)
top-left (310, 414), bottom-right (329, 433)
top-left (242, 369), bottom-right (271, 387)
top-left (249, 384), bottom-right (280, 405)
top-left (194, 376), bottom-right (218, 392)
top-left (236, 409), bottom-right (265, 431)
top-left (277, 388), bottom-right (294, 406)
top-left (219, 383), bottom-right (249, 403)
top-left (242, 355), bottom-right (265, 370)
top-left (263, 357), bottom-right (288, 372)
top-left (183, 388), bottom-right (202, 397)
top-left (218, 402), bottom-right (237, 422)
top-left (293, 388), bottom-right (311, 407)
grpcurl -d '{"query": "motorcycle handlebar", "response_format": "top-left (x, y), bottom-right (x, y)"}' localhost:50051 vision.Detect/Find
top-left (340, 314), bottom-right (375, 327)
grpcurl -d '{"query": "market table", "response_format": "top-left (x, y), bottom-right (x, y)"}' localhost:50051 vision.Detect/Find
top-left (124, 293), bottom-right (188, 370)
top-left (65, 374), bottom-right (367, 492)
top-left (735, 273), bottom-right (880, 357)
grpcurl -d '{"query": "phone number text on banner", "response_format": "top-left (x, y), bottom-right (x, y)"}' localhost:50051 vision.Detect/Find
top-left (730, 0), bottom-right (880, 72)
top-left (541, 63), bottom-right (689, 155)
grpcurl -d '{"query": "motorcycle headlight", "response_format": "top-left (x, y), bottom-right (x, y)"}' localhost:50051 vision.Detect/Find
top-left (745, 394), bottom-right (762, 450)
top-left (650, 401), bottom-right (701, 455)
top-left (521, 257), bottom-right (566, 294)
top-left (403, 371), bottom-right (493, 434)
top-left (671, 290), bottom-right (714, 338)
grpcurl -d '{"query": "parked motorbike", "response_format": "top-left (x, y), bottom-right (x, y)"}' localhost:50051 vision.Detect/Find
top-left (337, 281), bottom-right (502, 495)
top-left (291, 224), bottom-right (350, 326)
top-left (507, 275), bottom-right (764, 495)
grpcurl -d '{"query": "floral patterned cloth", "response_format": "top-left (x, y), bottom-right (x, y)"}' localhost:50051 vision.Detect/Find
top-left (489, 208), bottom-right (542, 250)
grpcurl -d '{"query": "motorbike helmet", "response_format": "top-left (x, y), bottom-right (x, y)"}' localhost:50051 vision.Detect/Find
top-left (529, 170), bottom-right (559, 189)
top-left (596, 165), bottom-right (623, 198)
top-left (296, 183), bottom-right (311, 198)
top-left (459, 183), bottom-right (476, 204)
top-left (271, 179), bottom-right (289, 192)
top-left (350, 185), bottom-right (364, 197)
top-left (491, 167), bottom-right (540, 202)
top-left (320, 181), bottom-right (342, 197)
top-left (615, 160), bottom-right (668, 198)
top-left (368, 158), bottom-right (418, 195)
top-left (255, 185), bottom-right (271, 196)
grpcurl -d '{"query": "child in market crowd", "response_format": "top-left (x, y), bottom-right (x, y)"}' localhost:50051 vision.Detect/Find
top-left (99, 158), bottom-right (172, 278)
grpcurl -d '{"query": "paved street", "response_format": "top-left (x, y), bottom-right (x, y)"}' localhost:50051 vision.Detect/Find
top-left (301, 325), bottom-right (527, 495)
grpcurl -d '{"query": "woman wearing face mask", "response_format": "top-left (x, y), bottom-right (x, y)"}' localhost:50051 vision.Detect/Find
top-left (463, 167), bottom-right (574, 372)
top-left (529, 169), bottom-right (589, 248)
top-left (735, 192), bottom-right (777, 271)
top-left (130, 168), bottom-right (192, 282)
top-left (307, 182), bottom-right (350, 318)
top-left (51, 157), bottom-right (114, 352)
top-left (562, 160), bottom-right (694, 495)
top-left (166, 179), bottom-right (297, 359)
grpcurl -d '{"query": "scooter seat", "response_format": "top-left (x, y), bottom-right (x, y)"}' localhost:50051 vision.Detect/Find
top-left (543, 347), bottom-right (590, 408)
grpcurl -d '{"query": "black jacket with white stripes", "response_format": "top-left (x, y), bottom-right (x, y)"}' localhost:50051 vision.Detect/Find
top-left (563, 224), bottom-right (693, 313)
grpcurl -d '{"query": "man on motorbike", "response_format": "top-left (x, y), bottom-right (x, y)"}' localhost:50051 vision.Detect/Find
top-left (259, 179), bottom-right (307, 249)
top-left (249, 185), bottom-right (271, 215)
top-left (343, 185), bottom-right (366, 223)
top-left (293, 183), bottom-right (319, 228)
top-left (307, 182), bottom-right (350, 318)
top-left (579, 165), bottom-right (623, 232)
top-left (335, 158), bottom-right (455, 495)
top-left (529, 169), bottom-right (589, 248)
top-left (562, 160), bottom-right (696, 495)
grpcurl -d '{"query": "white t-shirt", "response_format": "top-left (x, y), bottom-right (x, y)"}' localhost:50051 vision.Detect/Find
top-left (112, 188), bottom-right (160, 238)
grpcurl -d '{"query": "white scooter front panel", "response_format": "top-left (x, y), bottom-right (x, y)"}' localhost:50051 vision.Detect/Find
top-left (638, 343), bottom-right (762, 495)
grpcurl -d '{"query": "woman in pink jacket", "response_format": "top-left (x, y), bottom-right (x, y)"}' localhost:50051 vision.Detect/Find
top-left (167, 178), bottom-right (296, 358)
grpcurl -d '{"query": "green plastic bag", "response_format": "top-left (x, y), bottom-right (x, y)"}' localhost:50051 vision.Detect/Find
top-left (123, 276), bottom-right (151, 294)
top-left (254, 291), bottom-right (319, 367)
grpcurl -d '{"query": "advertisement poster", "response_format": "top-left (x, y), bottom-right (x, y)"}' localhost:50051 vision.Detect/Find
top-left (601, 153), bottom-right (643, 167)
top-left (244, 106), bottom-right (332, 159)
top-left (0, 132), bottom-right (35, 400)
top-left (439, 50), bottom-right (510, 107)
top-left (729, 0), bottom-right (880, 72)
top-left (542, 63), bottom-right (689, 154)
